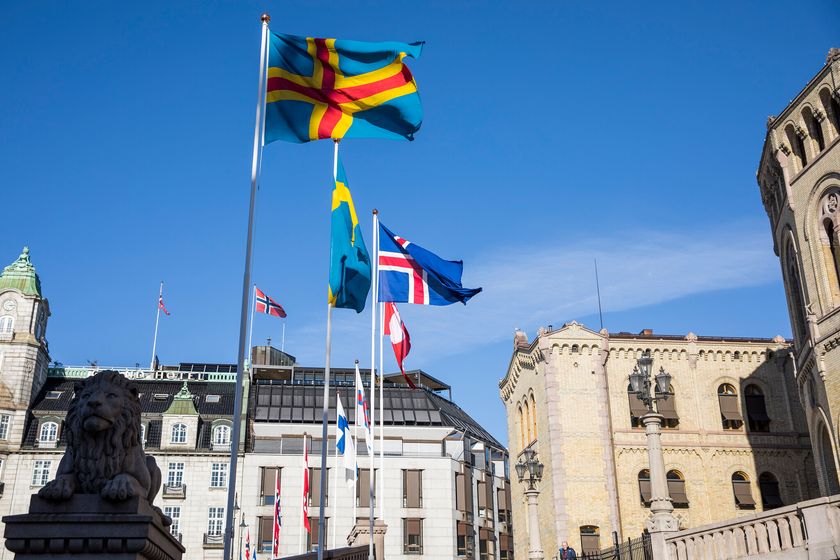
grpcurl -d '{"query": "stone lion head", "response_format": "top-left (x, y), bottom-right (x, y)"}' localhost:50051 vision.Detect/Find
top-left (66, 370), bottom-right (142, 493)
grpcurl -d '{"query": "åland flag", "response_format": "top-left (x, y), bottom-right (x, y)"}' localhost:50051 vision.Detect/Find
top-left (328, 157), bottom-right (371, 313)
top-left (265, 33), bottom-right (424, 143)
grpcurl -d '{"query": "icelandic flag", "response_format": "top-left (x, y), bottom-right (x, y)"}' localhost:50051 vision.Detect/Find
top-left (384, 302), bottom-right (415, 388)
top-left (378, 222), bottom-right (482, 305)
top-left (354, 364), bottom-right (373, 454)
top-left (336, 394), bottom-right (357, 488)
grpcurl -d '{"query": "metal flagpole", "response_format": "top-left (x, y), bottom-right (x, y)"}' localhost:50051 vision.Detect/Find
top-left (281, 320), bottom-right (286, 353)
top-left (248, 284), bottom-right (256, 365)
top-left (594, 258), bottom-right (604, 330)
top-left (331, 390), bottom-right (338, 550)
top-left (223, 13), bottom-right (270, 560)
top-left (378, 300), bottom-right (384, 521)
top-left (149, 281), bottom-right (163, 370)
top-left (299, 434), bottom-right (307, 554)
top-left (317, 140), bottom-right (339, 560)
top-left (368, 210), bottom-right (378, 560)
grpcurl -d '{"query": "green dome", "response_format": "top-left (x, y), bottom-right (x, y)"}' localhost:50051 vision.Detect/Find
top-left (0, 247), bottom-right (41, 297)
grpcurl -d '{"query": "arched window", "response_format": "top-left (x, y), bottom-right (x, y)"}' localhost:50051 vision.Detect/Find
top-left (784, 243), bottom-right (808, 343)
top-left (667, 470), bottom-right (689, 508)
top-left (529, 393), bottom-right (537, 442)
top-left (638, 469), bottom-right (652, 506)
top-left (517, 405), bottom-right (524, 449)
top-left (803, 107), bottom-right (826, 152)
top-left (523, 401), bottom-right (532, 445)
top-left (579, 526), bottom-right (600, 557)
top-left (628, 384), bottom-right (647, 428)
top-left (731, 472), bottom-right (755, 509)
top-left (820, 192), bottom-right (840, 301)
top-left (818, 423), bottom-right (840, 495)
top-left (785, 123), bottom-right (807, 170)
top-left (821, 88), bottom-right (840, 138)
top-left (718, 384), bottom-right (743, 430)
top-left (744, 385), bottom-right (770, 432)
top-left (655, 384), bottom-right (679, 429)
top-left (0, 316), bottom-right (13, 335)
top-left (170, 423), bottom-right (187, 444)
top-left (39, 421), bottom-right (58, 444)
top-left (213, 424), bottom-right (231, 446)
top-left (758, 472), bottom-right (783, 509)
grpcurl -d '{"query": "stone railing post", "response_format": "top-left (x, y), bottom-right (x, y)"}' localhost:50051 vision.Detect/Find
top-left (800, 497), bottom-right (840, 560)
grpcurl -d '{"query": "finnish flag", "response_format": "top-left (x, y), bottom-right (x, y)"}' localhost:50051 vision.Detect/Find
top-left (336, 394), bottom-right (357, 488)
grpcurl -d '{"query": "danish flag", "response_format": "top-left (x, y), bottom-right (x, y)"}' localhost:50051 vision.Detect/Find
top-left (384, 302), bottom-right (415, 388)
top-left (255, 287), bottom-right (287, 318)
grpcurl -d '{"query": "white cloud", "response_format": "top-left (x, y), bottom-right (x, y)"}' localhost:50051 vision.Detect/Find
top-left (289, 222), bottom-right (779, 365)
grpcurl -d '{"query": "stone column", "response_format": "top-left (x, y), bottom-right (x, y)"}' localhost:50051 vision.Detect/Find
top-left (642, 413), bottom-right (678, 560)
top-left (525, 488), bottom-right (544, 560)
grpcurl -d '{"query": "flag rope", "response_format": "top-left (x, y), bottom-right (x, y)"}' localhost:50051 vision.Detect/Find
top-left (223, 13), bottom-right (270, 560)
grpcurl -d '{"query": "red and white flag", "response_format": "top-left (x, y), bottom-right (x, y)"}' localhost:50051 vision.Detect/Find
top-left (256, 286), bottom-right (287, 318)
top-left (302, 437), bottom-right (311, 535)
top-left (272, 468), bottom-right (281, 558)
top-left (158, 295), bottom-right (170, 316)
top-left (384, 302), bottom-right (414, 388)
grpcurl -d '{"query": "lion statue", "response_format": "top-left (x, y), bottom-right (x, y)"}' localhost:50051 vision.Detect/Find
top-left (38, 370), bottom-right (170, 526)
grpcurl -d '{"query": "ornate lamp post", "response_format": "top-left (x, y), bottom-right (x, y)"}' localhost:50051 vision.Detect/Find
top-left (516, 447), bottom-right (545, 560)
top-left (629, 350), bottom-right (678, 558)
top-left (237, 515), bottom-right (248, 560)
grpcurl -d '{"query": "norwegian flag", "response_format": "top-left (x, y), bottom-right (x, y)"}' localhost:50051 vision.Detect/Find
top-left (158, 295), bottom-right (170, 316)
top-left (244, 527), bottom-right (252, 560)
top-left (255, 287), bottom-right (287, 318)
top-left (384, 302), bottom-right (415, 388)
top-left (272, 468), bottom-right (281, 558)
top-left (302, 438), bottom-right (310, 535)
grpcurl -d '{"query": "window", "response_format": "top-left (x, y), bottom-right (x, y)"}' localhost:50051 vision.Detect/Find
top-left (496, 481), bottom-right (512, 525)
top-left (206, 394), bottom-right (221, 403)
top-left (403, 469), bottom-right (423, 508)
top-left (580, 526), bottom-right (600, 557)
top-left (356, 469), bottom-right (375, 508)
top-left (207, 507), bottom-right (225, 535)
top-left (213, 424), bottom-right (230, 446)
top-left (731, 472), bottom-right (755, 509)
top-left (259, 516), bottom-right (274, 553)
top-left (655, 384), bottom-right (679, 429)
top-left (39, 421), bottom-right (58, 445)
top-left (261, 467), bottom-right (280, 505)
top-left (171, 423), bottom-right (187, 444)
top-left (667, 470), bottom-right (689, 508)
top-left (457, 522), bottom-right (475, 558)
top-left (211, 463), bottom-right (228, 488)
top-left (785, 243), bottom-right (808, 343)
top-left (455, 471), bottom-right (473, 514)
top-left (744, 385), bottom-right (770, 432)
top-left (718, 384), bottom-right (743, 430)
top-left (499, 534), bottom-right (513, 560)
top-left (404, 518), bottom-right (423, 554)
top-left (517, 405), bottom-right (524, 448)
top-left (478, 528), bottom-right (495, 560)
top-left (638, 469), bottom-right (652, 506)
top-left (140, 423), bottom-right (146, 448)
top-left (45, 391), bottom-right (63, 400)
top-left (0, 316), bottom-right (13, 335)
top-left (167, 462), bottom-right (185, 487)
top-left (0, 415), bottom-right (10, 440)
top-left (32, 460), bottom-right (51, 486)
top-left (759, 472), bottom-right (783, 509)
top-left (523, 401), bottom-right (531, 444)
top-left (164, 506), bottom-right (181, 537)
top-left (786, 123), bottom-right (808, 169)
top-left (477, 477), bottom-right (494, 520)
top-left (529, 393), bottom-right (537, 441)
top-left (309, 467), bottom-right (328, 507)
top-left (628, 384), bottom-right (648, 428)
top-left (306, 517), bottom-right (326, 552)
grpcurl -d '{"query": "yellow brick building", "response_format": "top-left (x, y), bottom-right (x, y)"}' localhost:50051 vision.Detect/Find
top-left (757, 48), bottom-right (840, 498)
top-left (499, 322), bottom-right (818, 557)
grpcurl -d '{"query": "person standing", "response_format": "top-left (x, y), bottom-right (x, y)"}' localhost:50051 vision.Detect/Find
top-left (559, 541), bottom-right (578, 560)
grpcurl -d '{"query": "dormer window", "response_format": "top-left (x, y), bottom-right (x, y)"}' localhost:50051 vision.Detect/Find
top-left (45, 391), bottom-right (63, 400)
top-left (171, 423), bottom-right (187, 444)
top-left (39, 421), bottom-right (58, 447)
top-left (213, 425), bottom-right (231, 447)
top-left (0, 415), bottom-right (11, 440)
top-left (205, 395), bottom-right (221, 403)
top-left (153, 394), bottom-right (169, 401)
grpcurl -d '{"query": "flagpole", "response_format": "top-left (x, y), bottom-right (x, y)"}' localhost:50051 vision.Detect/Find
top-left (299, 434), bottom-right (307, 555)
top-left (281, 320), bottom-right (286, 354)
top-left (224, 13), bottom-right (270, 560)
top-left (367, 210), bottom-right (378, 560)
top-left (378, 301), bottom-right (384, 521)
top-left (331, 390), bottom-right (338, 551)
top-left (248, 284), bottom-right (256, 365)
top-left (150, 281), bottom-right (163, 370)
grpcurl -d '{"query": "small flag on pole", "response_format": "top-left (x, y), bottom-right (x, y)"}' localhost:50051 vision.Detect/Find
top-left (384, 302), bottom-right (414, 388)
top-left (302, 438), bottom-right (311, 535)
top-left (378, 222), bottom-right (482, 305)
top-left (354, 363), bottom-right (373, 454)
top-left (245, 528), bottom-right (252, 560)
top-left (158, 295), bottom-right (171, 316)
top-left (272, 469), bottom-right (281, 557)
top-left (336, 394), bottom-right (357, 487)
top-left (256, 286), bottom-right (287, 318)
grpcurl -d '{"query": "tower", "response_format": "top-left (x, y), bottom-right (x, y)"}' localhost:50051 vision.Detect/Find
top-left (757, 48), bottom-right (840, 496)
top-left (0, 247), bottom-right (51, 450)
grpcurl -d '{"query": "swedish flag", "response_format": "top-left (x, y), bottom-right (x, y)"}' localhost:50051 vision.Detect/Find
top-left (329, 156), bottom-right (371, 312)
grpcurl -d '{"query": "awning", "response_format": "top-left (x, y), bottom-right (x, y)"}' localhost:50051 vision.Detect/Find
top-left (667, 479), bottom-right (689, 505)
top-left (656, 395), bottom-right (679, 421)
top-left (718, 394), bottom-right (743, 421)
top-left (639, 478), bottom-right (652, 503)
top-left (746, 395), bottom-right (770, 421)
top-left (733, 480), bottom-right (756, 506)
top-left (629, 393), bottom-right (649, 417)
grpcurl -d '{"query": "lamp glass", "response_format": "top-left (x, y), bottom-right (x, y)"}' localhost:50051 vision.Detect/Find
top-left (535, 463), bottom-right (544, 481)
top-left (629, 367), bottom-right (645, 394)
top-left (638, 350), bottom-right (653, 378)
top-left (655, 367), bottom-right (672, 395)
top-left (515, 462), bottom-right (526, 481)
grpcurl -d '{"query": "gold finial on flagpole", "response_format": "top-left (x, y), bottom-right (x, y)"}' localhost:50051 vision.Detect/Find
top-left (260, 13), bottom-right (271, 23)
top-left (355, 359), bottom-right (360, 364)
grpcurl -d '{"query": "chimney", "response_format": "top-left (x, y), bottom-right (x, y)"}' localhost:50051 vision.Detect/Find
top-left (639, 328), bottom-right (653, 336)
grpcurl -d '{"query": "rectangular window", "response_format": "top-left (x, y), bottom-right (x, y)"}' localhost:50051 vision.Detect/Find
top-left (211, 463), bottom-right (228, 488)
top-left (306, 517), bottom-right (327, 552)
top-left (457, 522), bottom-right (474, 558)
top-left (258, 516), bottom-right (274, 553)
top-left (31, 460), bottom-right (51, 486)
top-left (164, 506), bottom-right (181, 538)
top-left (477, 479), bottom-right (494, 520)
top-left (167, 462), bottom-right (185, 487)
top-left (0, 415), bottom-right (10, 440)
top-left (403, 518), bottom-right (423, 554)
top-left (356, 469), bottom-right (376, 508)
top-left (403, 470), bottom-right (423, 508)
top-left (456, 471), bottom-right (474, 514)
top-left (479, 528), bottom-right (496, 560)
top-left (309, 467), bottom-right (328, 507)
top-left (261, 467), bottom-right (279, 506)
top-left (207, 507), bottom-right (225, 535)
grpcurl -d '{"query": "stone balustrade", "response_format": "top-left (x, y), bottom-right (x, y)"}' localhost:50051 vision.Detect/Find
top-left (665, 495), bottom-right (840, 560)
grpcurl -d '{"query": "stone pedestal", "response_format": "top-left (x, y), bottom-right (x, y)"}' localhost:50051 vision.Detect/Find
top-left (346, 520), bottom-right (387, 560)
top-left (3, 494), bottom-right (184, 560)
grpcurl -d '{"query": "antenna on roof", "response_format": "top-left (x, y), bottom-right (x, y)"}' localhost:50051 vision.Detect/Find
top-left (594, 258), bottom-right (604, 331)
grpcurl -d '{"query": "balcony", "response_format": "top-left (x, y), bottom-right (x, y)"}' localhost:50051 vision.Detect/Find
top-left (211, 441), bottom-right (231, 452)
top-left (204, 533), bottom-right (224, 548)
top-left (162, 484), bottom-right (186, 499)
top-left (36, 440), bottom-right (57, 449)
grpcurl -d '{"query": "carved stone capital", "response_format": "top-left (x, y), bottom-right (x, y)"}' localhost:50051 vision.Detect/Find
top-left (814, 107), bottom-right (826, 122)
top-left (646, 510), bottom-right (679, 534)
top-left (794, 123), bottom-right (808, 139)
top-left (778, 143), bottom-right (792, 156)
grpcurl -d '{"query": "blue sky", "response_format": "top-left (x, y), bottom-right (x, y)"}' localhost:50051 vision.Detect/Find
top-left (1, 1), bottom-right (838, 445)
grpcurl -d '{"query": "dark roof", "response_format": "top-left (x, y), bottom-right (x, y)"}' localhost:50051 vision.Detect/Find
top-left (250, 382), bottom-right (504, 450)
top-left (609, 332), bottom-right (792, 344)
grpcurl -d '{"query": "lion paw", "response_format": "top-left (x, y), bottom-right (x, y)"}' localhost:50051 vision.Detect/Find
top-left (101, 474), bottom-right (136, 501)
top-left (38, 477), bottom-right (75, 501)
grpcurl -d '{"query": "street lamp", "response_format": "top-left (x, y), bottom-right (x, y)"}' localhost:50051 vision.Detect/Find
top-left (628, 350), bottom-right (678, 559)
top-left (237, 513), bottom-right (248, 560)
top-left (516, 448), bottom-right (545, 560)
